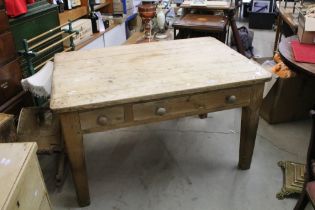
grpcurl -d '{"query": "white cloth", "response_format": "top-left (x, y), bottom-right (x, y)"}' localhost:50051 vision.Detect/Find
top-left (21, 61), bottom-right (54, 98)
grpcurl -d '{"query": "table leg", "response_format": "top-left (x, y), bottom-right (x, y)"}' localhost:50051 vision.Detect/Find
top-left (60, 112), bottom-right (90, 207)
top-left (273, 15), bottom-right (282, 54)
top-left (239, 84), bottom-right (264, 170)
top-left (228, 9), bottom-right (245, 56)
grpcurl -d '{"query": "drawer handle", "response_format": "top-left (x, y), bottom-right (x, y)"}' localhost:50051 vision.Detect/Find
top-left (0, 82), bottom-right (8, 89)
top-left (97, 115), bottom-right (109, 126)
top-left (226, 95), bottom-right (237, 104)
top-left (156, 107), bottom-right (167, 116)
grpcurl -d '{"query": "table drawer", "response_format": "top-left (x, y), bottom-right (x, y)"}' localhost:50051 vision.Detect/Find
top-left (79, 106), bottom-right (125, 131)
top-left (133, 87), bottom-right (251, 121)
top-left (0, 10), bottom-right (9, 33)
top-left (0, 31), bottom-right (17, 66)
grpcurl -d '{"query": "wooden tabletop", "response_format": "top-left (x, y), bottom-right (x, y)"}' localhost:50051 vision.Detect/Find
top-left (279, 36), bottom-right (315, 76)
top-left (50, 37), bottom-right (271, 113)
top-left (276, 2), bottom-right (299, 31)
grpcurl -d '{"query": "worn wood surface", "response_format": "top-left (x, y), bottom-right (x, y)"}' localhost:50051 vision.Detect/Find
top-left (239, 83), bottom-right (264, 169)
top-left (51, 37), bottom-right (271, 113)
top-left (59, 113), bottom-right (90, 207)
top-left (0, 113), bottom-right (16, 142)
top-left (16, 107), bottom-right (61, 153)
top-left (0, 142), bottom-right (51, 210)
top-left (173, 14), bottom-right (228, 31)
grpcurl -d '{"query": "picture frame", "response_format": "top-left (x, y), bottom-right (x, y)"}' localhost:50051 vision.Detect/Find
top-left (252, 0), bottom-right (270, 13)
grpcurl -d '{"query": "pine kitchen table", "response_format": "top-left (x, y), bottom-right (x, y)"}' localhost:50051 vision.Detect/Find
top-left (50, 37), bottom-right (271, 206)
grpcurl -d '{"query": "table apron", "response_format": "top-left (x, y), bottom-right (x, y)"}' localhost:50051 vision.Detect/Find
top-left (79, 86), bottom-right (253, 134)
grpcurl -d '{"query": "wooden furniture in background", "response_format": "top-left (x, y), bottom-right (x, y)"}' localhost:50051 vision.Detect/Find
top-left (273, 1), bottom-right (299, 53)
top-left (0, 113), bottom-right (16, 142)
top-left (173, 14), bottom-right (228, 42)
top-left (260, 36), bottom-right (315, 124)
top-left (50, 37), bottom-right (271, 206)
top-left (9, 1), bottom-right (62, 77)
top-left (0, 1), bottom-right (33, 117)
top-left (0, 142), bottom-right (51, 210)
top-left (180, 2), bottom-right (245, 55)
top-left (58, 0), bottom-right (114, 25)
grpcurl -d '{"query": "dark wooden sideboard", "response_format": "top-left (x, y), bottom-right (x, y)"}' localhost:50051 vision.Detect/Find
top-left (0, 0), bottom-right (33, 117)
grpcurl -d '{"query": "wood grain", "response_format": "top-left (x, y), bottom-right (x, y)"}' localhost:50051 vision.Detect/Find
top-left (0, 32), bottom-right (17, 67)
top-left (0, 113), bottom-right (16, 142)
top-left (51, 37), bottom-right (271, 113)
top-left (238, 83), bottom-right (264, 169)
top-left (0, 59), bottom-right (23, 106)
top-left (59, 112), bottom-right (90, 207)
top-left (0, 10), bottom-right (9, 34)
top-left (0, 143), bottom-right (51, 210)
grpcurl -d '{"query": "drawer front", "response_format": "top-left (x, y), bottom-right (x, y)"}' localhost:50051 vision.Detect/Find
top-left (0, 10), bottom-right (9, 33)
top-left (133, 87), bottom-right (251, 121)
top-left (5, 153), bottom-right (47, 210)
top-left (79, 106), bottom-right (125, 131)
top-left (0, 59), bottom-right (22, 105)
top-left (0, 32), bottom-right (16, 66)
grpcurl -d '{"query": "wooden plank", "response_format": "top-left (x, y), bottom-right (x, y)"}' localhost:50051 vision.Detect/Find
top-left (51, 37), bottom-right (271, 113)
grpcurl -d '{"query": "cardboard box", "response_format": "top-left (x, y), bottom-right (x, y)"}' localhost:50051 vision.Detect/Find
top-left (298, 11), bottom-right (315, 31)
top-left (297, 26), bottom-right (315, 44)
top-left (298, 12), bottom-right (315, 44)
top-left (62, 19), bottom-right (93, 47)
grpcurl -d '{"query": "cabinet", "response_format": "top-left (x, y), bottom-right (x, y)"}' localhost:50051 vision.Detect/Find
top-left (0, 6), bottom-right (33, 117)
top-left (0, 142), bottom-right (51, 210)
top-left (9, 2), bottom-right (62, 77)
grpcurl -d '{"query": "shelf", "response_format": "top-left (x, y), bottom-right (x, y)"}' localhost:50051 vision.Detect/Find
top-left (58, 6), bottom-right (88, 25)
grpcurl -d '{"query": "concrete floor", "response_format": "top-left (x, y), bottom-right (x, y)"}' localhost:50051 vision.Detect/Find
top-left (41, 21), bottom-right (313, 210)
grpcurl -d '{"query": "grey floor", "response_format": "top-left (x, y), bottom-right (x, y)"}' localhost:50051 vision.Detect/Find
top-left (41, 21), bottom-right (313, 210)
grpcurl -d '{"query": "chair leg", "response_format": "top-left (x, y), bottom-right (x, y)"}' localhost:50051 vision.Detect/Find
top-left (294, 189), bottom-right (309, 210)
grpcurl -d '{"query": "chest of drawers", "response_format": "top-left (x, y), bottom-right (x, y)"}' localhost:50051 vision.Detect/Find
top-left (0, 143), bottom-right (51, 210)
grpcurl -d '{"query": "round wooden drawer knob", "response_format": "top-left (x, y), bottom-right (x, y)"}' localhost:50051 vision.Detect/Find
top-left (97, 115), bottom-right (109, 125)
top-left (226, 95), bottom-right (237, 104)
top-left (156, 107), bottom-right (167, 116)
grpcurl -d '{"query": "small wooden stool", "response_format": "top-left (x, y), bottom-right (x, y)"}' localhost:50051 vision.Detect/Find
top-left (173, 14), bottom-right (228, 42)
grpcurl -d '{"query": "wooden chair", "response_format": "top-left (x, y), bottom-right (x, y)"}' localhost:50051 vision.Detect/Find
top-left (295, 109), bottom-right (315, 210)
top-left (173, 14), bottom-right (228, 43)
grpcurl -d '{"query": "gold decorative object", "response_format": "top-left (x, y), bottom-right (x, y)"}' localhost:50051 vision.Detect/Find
top-left (277, 161), bottom-right (306, 199)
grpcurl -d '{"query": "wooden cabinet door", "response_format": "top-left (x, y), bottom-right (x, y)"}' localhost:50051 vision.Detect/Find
top-left (0, 59), bottom-right (23, 105)
top-left (0, 32), bottom-right (17, 67)
top-left (0, 10), bottom-right (9, 33)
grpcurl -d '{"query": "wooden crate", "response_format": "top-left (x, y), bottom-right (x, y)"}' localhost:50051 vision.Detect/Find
top-left (0, 142), bottom-right (51, 210)
top-left (17, 107), bottom-right (61, 153)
